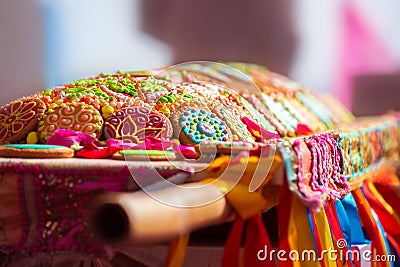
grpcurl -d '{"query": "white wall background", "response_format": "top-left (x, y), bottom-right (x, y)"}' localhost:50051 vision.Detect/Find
top-left (39, 0), bottom-right (172, 87)
top-left (1, 0), bottom-right (400, 105)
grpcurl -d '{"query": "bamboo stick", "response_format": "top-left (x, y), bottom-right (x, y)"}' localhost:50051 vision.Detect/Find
top-left (91, 182), bottom-right (235, 246)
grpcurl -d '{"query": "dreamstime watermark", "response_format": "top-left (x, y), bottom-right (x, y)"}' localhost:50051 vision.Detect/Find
top-left (257, 239), bottom-right (396, 263)
top-left (123, 61), bottom-right (278, 208)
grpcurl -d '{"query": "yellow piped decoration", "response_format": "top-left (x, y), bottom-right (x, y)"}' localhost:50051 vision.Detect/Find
top-left (101, 105), bottom-right (114, 119)
top-left (253, 130), bottom-right (261, 139)
top-left (27, 131), bottom-right (38, 144)
top-left (49, 103), bottom-right (59, 110)
top-left (159, 106), bottom-right (171, 116)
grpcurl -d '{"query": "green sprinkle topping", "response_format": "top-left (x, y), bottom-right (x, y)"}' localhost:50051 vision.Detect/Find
top-left (42, 89), bottom-right (53, 96)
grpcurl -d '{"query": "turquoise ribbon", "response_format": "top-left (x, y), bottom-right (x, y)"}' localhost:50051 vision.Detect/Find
top-left (306, 208), bottom-right (318, 251)
top-left (334, 200), bottom-right (352, 248)
top-left (340, 193), bottom-right (370, 245)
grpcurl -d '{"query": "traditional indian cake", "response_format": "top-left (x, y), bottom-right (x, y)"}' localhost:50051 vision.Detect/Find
top-left (0, 62), bottom-right (359, 150)
top-left (0, 62), bottom-right (399, 267)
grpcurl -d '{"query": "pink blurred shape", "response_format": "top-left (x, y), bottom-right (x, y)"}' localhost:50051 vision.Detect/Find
top-left (336, 1), bottom-right (397, 109)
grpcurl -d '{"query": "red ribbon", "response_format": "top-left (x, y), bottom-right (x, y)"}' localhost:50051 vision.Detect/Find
top-left (363, 183), bottom-right (400, 256)
top-left (241, 117), bottom-right (280, 142)
top-left (222, 214), bottom-right (274, 267)
top-left (222, 215), bottom-right (244, 267)
top-left (296, 123), bottom-right (313, 136)
top-left (243, 214), bottom-right (274, 267)
top-left (277, 182), bottom-right (293, 267)
top-left (373, 183), bottom-right (400, 219)
top-left (324, 201), bottom-right (353, 267)
top-left (352, 188), bottom-right (388, 267)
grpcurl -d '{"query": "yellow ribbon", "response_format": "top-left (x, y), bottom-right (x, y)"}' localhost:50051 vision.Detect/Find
top-left (165, 234), bottom-right (191, 267)
top-left (312, 208), bottom-right (337, 267)
top-left (353, 188), bottom-right (391, 267)
top-left (288, 193), bottom-right (321, 267)
top-left (203, 155), bottom-right (282, 219)
top-left (164, 154), bottom-right (282, 267)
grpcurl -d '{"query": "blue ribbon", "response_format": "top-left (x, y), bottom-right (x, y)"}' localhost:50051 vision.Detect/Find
top-left (334, 200), bottom-right (351, 248)
top-left (306, 208), bottom-right (318, 252)
top-left (340, 193), bottom-right (370, 245)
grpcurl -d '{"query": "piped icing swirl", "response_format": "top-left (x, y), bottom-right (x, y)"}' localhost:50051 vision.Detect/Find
top-left (178, 107), bottom-right (231, 144)
top-left (103, 106), bottom-right (172, 143)
top-left (37, 102), bottom-right (103, 143)
top-left (0, 97), bottom-right (46, 144)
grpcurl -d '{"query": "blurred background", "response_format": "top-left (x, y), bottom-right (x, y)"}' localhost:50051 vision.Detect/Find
top-left (1, 0), bottom-right (399, 116)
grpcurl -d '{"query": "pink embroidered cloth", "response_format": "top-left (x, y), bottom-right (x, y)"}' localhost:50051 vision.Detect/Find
top-left (0, 158), bottom-right (203, 265)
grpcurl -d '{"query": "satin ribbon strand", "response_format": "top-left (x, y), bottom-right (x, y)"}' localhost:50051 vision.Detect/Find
top-left (352, 188), bottom-right (391, 267)
top-left (165, 234), bottom-right (191, 267)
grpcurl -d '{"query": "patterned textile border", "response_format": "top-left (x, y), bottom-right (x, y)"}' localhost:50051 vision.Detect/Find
top-left (282, 115), bottom-right (400, 211)
top-left (0, 158), bottom-right (197, 254)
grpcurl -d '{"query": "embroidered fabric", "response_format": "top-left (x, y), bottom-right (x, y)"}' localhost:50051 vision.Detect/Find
top-left (285, 117), bottom-right (400, 211)
top-left (0, 158), bottom-right (186, 257)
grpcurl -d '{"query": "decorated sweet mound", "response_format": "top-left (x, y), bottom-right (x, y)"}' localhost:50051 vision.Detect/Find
top-left (0, 62), bottom-right (400, 267)
top-left (0, 63), bottom-right (355, 157)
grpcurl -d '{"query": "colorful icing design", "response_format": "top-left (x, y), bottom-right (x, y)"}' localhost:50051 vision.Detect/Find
top-left (62, 85), bottom-right (112, 102)
top-left (154, 91), bottom-right (194, 116)
top-left (212, 104), bottom-right (254, 142)
top-left (89, 73), bottom-right (139, 97)
top-left (243, 94), bottom-right (280, 134)
top-left (202, 83), bottom-right (251, 118)
top-left (0, 98), bottom-right (45, 144)
top-left (2, 144), bottom-right (68, 150)
top-left (296, 92), bottom-right (335, 129)
top-left (38, 102), bottom-right (103, 143)
top-left (280, 97), bottom-right (328, 132)
top-left (119, 149), bottom-right (175, 157)
top-left (179, 108), bottom-right (231, 144)
top-left (238, 96), bottom-right (276, 133)
top-left (103, 107), bottom-right (172, 143)
top-left (48, 79), bottom-right (114, 110)
top-left (96, 74), bottom-right (171, 103)
top-left (260, 94), bottom-right (298, 136)
top-left (46, 74), bottom-right (173, 111)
